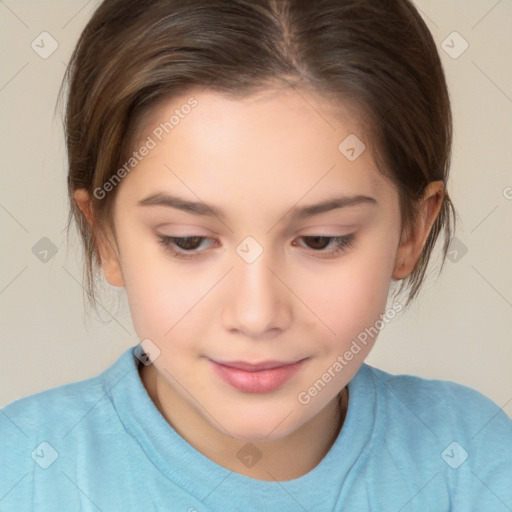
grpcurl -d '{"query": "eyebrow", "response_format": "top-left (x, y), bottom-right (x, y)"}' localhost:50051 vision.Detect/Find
top-left (138, 193), bottom-right (377, 221)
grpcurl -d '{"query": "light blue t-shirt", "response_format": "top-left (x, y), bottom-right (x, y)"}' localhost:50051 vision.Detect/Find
top-left (1, 345), bottom-right (511, 511)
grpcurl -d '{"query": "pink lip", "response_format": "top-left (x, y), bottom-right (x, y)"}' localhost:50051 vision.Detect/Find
top-left (209, 358), bottom-right (307, 393)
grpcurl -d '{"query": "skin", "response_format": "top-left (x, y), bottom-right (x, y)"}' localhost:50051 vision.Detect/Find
top-left (74, 86), bottom-right (443, 481)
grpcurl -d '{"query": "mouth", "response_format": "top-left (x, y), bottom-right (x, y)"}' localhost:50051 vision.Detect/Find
top-left (208, 358), bottom-right (308, 394)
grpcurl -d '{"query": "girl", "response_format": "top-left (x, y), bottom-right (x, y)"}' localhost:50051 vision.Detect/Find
top-left (1, 0), bottom-right (511, 510)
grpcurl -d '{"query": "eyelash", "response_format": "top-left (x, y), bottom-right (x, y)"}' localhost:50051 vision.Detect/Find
top-left (157, 234), bottom-right (355, 260)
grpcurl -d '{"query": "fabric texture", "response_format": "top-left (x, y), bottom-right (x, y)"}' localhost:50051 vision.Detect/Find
top-left (1, 345), bottom-right (511, 511)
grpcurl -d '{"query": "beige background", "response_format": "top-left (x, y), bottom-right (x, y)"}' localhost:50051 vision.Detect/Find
top-left (0, 0), bottom-right (511, 417)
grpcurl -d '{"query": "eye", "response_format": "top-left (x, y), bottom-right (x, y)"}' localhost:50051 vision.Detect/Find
top-left (294, 235), bottom-right (355, 257)
top-left (157, 235), bottom-right (217, 260)
top-left (157, 234), bottom-right (355, 260)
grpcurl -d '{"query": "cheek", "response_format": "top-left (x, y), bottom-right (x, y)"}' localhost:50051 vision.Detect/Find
top-left (117, 233), bottom-right (201, 341)
top-left (127, 274), bottom-right (205, 343)
top-left (300, 232), bottom-right (398, 348)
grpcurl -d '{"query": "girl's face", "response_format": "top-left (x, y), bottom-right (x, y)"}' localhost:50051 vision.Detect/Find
top-left (106, 87), bottom-right (403, 440)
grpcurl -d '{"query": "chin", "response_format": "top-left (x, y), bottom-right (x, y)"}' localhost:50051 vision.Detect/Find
top-left (214, 410), bottom-right (303, 443)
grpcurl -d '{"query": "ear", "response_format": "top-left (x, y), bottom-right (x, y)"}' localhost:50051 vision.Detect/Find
top-left (392, 181), bottom-right (444, 280)
top-left (73, 188), bottom-right (125, 288)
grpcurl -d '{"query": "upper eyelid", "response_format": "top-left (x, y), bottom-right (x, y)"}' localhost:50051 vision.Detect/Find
top-left (162, 234), bottom-right (353, 250)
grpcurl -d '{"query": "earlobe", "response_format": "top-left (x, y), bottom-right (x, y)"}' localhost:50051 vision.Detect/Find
top-left (392, 181), bottom-right (444, 280)
top-left (392, 232), bottom-right (415, 280)
top-left (96, 233), bottom-right (125, 288)
top-left (74, 188), bottom-right (95, 226)
top-left (73, 188), bottom-right (125, 288)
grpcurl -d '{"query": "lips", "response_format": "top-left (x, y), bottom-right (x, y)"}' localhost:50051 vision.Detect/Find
top-left (209, 358), bottom-right (307, 393)
top-left (215, 360), bottom-right (301, 371)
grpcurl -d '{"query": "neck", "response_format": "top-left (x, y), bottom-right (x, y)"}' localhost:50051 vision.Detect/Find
top-left (139, 362), bottom-right (348, 481)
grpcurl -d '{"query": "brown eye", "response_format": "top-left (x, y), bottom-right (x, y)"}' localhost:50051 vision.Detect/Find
top-left (302, 236), bottom-right (331, 250)
top-left (295, 235), bottom-right (355, 257)
top-left (157, 235), bottom-right (217, 260)
top-left (172, 236), bottom-right (204, 250)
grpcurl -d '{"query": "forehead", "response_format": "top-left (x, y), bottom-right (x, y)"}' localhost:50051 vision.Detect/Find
top-left (121, 87), bottom-right (391, 214)
top-left (135, 85), bottom-right (369, 148)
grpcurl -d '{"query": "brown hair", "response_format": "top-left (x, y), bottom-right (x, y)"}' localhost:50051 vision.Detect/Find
top-left (61, 0), bottom-right (456, 312)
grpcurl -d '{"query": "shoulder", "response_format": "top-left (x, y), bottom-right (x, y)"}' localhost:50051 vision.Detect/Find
top-left (2, 371), bottom-right (104, 429)
top-left (0, 348), bottom-right (134, 442)
top-left (355, 364), bottom-right (512, 509)
top-left (0, 348), bottom-right (137, 509)
top-left (361, 363), bottom-right (512, 438)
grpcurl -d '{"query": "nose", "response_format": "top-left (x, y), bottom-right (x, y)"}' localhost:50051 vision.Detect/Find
top-left (221, 248), bottom-right (293, 339)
